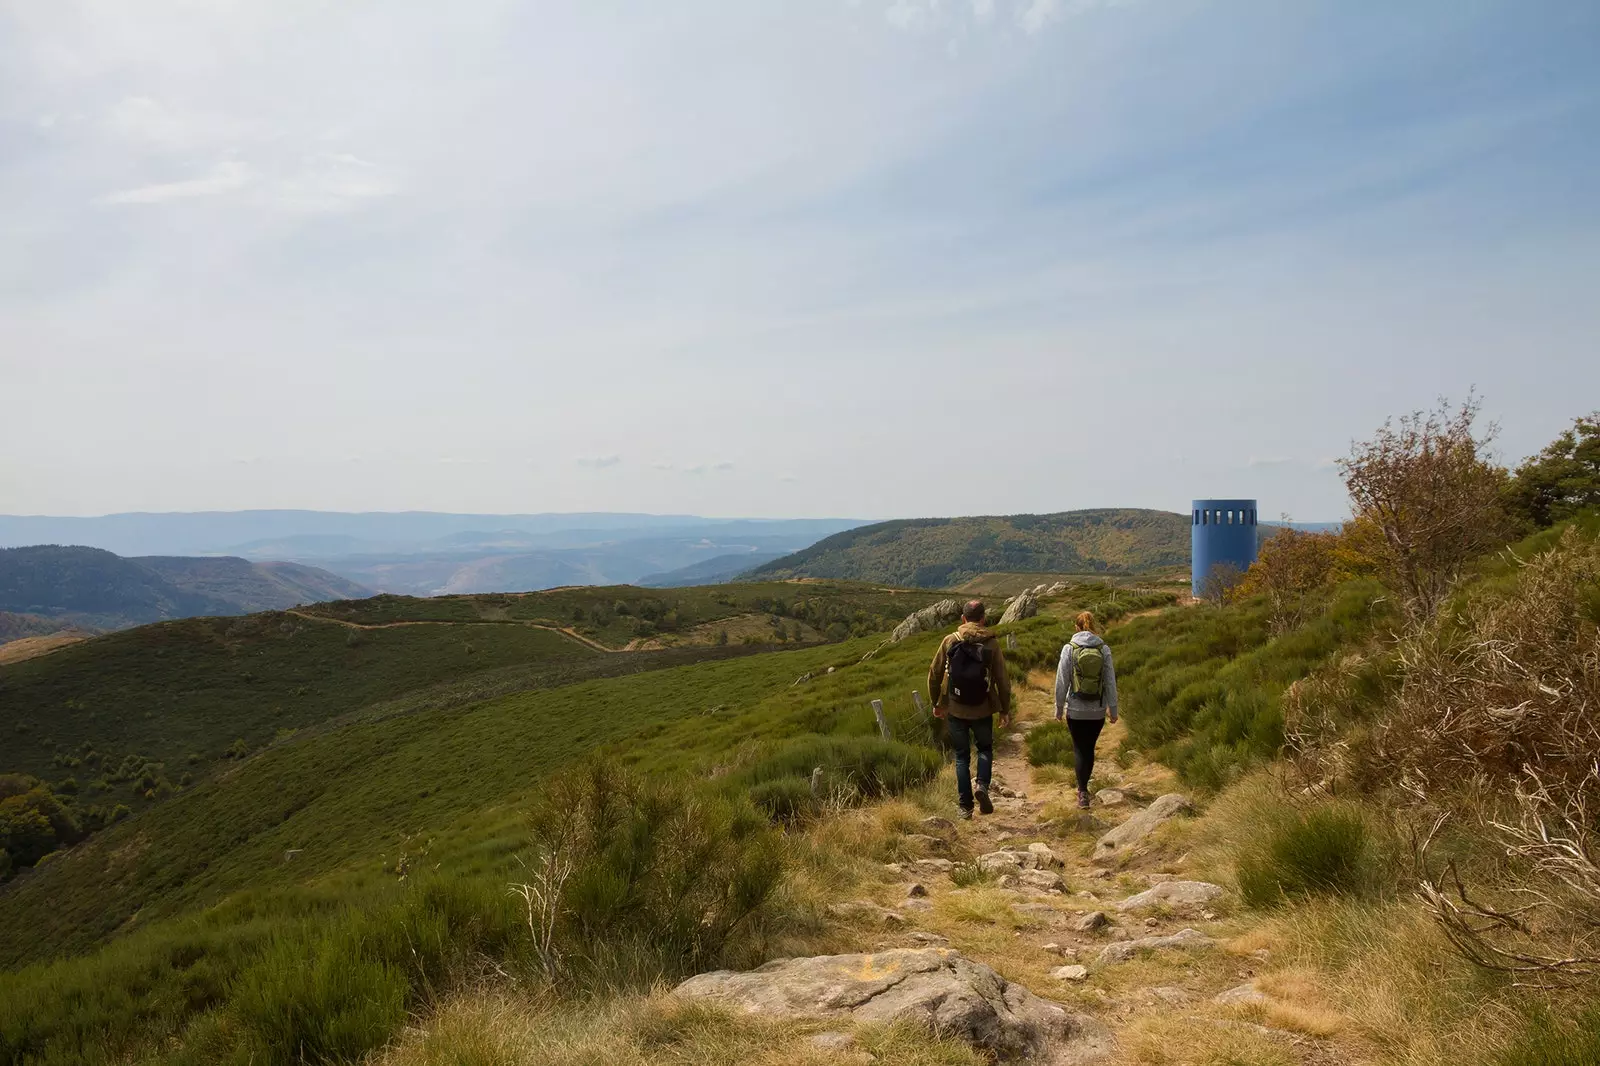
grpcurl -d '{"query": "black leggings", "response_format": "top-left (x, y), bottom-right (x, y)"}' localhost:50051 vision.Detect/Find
top-left (1066, 717), bottom-right (1105, 792)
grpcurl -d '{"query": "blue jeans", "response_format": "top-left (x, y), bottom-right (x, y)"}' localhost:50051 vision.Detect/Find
top-left (947, 715), bottom-right (993, 811)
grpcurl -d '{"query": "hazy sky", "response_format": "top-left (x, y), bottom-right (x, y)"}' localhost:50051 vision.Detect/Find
top-left (3, 1), bottom-right (1597, 521)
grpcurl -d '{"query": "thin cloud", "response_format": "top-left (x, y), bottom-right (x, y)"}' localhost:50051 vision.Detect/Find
top-left (1247, 456), bottom-right (1294, 468)
top-left (99, 160), bottom-right (251, 205)
top-left (576, 455), bottom-right (622, 470)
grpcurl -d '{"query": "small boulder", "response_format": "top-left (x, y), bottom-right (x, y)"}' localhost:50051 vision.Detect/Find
top-left (1017, 869), bottom-right (1067, 894)
top-left (1114, 881), bottom-right (1224, 913)
top-left (1051, 964), bottom-right (1089, 982)
top-left (674, 948), bottom-right (1112, 1063)
top-left (920, 816), bottom-right (955, 832)
top-left (978, 851), bottom-right (1029, 873)
top-left (1096, 928), bottom-right (1214, 966)
top-left (900, 833), bottom-right (943, 851)
top-left (1092, 794), bottom-right (1193, 863)
top-left (1093, 789), bottom-right (1127, 807)
top-left (1027, 842), bottom-right (1065, 869)
top-left (911, 858), bottom-right (955, 876)
top-left (1214, 982), bottom-right (1269, 1007)
top-left (907, 883), bottom-right (928, 898)
top-left (889, 599), bottom-right (963, 643)
top-left (1072, 911), bottom-right (1111, 934)
top-left (811, 1031), bottom-right (855, 1052)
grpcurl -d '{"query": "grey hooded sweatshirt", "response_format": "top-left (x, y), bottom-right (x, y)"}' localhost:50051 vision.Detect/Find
top-left (1054, 630), bottom-right (1118, 721)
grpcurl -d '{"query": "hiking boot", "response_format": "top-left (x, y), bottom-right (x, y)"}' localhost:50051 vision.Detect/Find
top-left (1077, 789), bottom-right (1091, 810)
top-left (975, 787), bottom-right (995, 816)
top-left (958, 805), bottom-right (974, 821)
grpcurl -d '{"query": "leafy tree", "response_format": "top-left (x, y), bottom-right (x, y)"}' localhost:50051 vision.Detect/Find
top-left (1339, 396), bottom-right (1511, 622)
top-left (1508, 412), bottom-right (1600, 528)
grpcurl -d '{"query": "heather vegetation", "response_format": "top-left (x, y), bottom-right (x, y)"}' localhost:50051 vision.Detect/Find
top-left (3, 405), bottom-right (1599, 1066)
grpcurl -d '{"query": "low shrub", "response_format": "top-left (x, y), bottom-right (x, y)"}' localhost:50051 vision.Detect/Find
top-left (1025, 721), bottom-right (1074, 768)
top-left (1236, 804), bottom-right (1382, 908)
top-left (735, 736), bottom-right (941, 823)
top-left (526, 761), bottom-right (788, 987)
top-left (232, 934), bottom-right (408, 1066)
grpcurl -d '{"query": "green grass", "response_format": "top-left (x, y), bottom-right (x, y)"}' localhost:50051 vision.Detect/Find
top-left (1114, 579), bottom-right (1396, 788)
top-left (1494, 1004), bottom-right (1600, 1065)
top-left (750, 509), bottom-right (1190, 587)
top-left (1236, 803), bottom-right (1385, 907)
top-left (1025, 720), bottom-right (1075, 768)
top-left (0, 612), bottom-right (600, 791)
top-left (297, 581), bottom-right (945, 648)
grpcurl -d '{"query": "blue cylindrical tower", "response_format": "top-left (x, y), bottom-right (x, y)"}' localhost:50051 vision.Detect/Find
top-left (1191, 499), bottom-right (1259, 598)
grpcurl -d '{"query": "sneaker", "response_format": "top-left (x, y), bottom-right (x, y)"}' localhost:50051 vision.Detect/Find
top-left (1077, 789), bottom-right (1091, 810)
top-left (975, 787), bottom-right (995, 816)
top-left (958, 806), bottom-right (974, 821)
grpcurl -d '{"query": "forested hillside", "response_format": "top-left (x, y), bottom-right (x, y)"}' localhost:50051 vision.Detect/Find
top-left (752, 508), bottom-right (1189, 587)
top-left (0, 545), bottom-right (370, 633)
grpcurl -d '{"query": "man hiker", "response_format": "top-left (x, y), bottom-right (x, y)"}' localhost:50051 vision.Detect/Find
top-left (927, 600), bottom-right (1012, 819)
top-left (1054, 610), bottom-right (1119, 809)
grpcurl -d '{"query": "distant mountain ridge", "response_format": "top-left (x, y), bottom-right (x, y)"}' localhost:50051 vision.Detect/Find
top-left (0, 545), bottom-right (371, 634)
top-left (751, 508), bottom-right (1190, 588)
top-left (0, 512), bottom-right (869, 596)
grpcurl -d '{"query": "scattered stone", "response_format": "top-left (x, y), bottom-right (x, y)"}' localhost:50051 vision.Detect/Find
top-left (1214, 982), bottom-right (1269, 1007)
top-left (1093, 789), bottom-right (1127, 807)
top-left (674, 949), bottom-right (1112, 1063)
top-left (1027, 842), bottom-right (1065, 869)
top-left (1041, 942), bottom-right (1067, 956)
top-left (1051, 964), bottom-right (1089, 982)
top-left (883, 863), bottom-right (905, 876)
top-left (1075, 891), bottom-right (1099, 902)
top-left (911, 858), bottom-right (955, 876)
top-left (978, 851), bottom-right (1026, 874)
top-left (1201, 911), bottom-right (1217, 921)
top-left (903, 898), bottom-right (933, 912)
top-left (996, 831), bottom-right (1016, 842)
top-left (1072, 911), bottom-right (1111, 933)
top-left (828, 900), bottom-right (905, 926)
top-left (1007, 733), bottom-right (1026, 744)
top-left (889, 599), bottom-right (963, 643)
top-left (1092, 794), bottom-right (1194, 863)
top-left (1148, 987), bottom-right (1193, 1006)
top-left (920, 816), bottom-right (955, 832)
top-left (1096, 928), bottom-right (1215, 966)
top-left (811, 1031), bottom-right (855, 1052)
top-left (901, 833), bottom-right (942, 851)
top-left (1092, 869), bottom-right (1114, 881)
top-left (1017, 869), bottom-right (1068, 893)
top-left (827, 666), bottom-right (836, 674)
top-left (1114, 881), bottom-right (1224, 913)
top-left (1144, 917), bottom-right (1159, 928)
top-left (1147, 873), bottom-right (1177, 884)
top-left (907, 883), bottom-right (928, 898)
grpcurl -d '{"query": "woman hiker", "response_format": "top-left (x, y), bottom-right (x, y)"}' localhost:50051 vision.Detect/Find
top-left (1054, 610), bottom-right (1119, 809)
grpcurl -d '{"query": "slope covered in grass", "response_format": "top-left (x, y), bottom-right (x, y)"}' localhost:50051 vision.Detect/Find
top-left (750, 509), bottom-right (1190, 588)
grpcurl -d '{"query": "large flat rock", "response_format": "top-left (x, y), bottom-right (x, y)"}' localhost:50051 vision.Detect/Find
top-left (1114, 880), bottom-right (1223, 912)
top-left (675, 948), bottom-right (1111, 1063)
top-left (1092, 794), bottom-right (1192, 863)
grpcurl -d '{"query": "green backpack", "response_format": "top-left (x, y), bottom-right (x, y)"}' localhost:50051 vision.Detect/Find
top-left (1071, 642), bottom-right (1105, 699)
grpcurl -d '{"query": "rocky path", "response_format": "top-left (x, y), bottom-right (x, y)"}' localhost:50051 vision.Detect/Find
top-left (681, 669), bottom-right (1357, 1065)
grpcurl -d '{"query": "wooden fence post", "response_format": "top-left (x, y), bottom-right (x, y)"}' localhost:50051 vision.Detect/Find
top-left (871, 699), bottom-right (891, 740)
top-left (911, 690), bottom-right (929, 721)
top-left (1006, 634), bottom-right (1017, 652)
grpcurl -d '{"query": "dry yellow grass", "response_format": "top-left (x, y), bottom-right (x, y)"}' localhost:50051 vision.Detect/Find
top-left (1116, 1013), bottom-right (1297, 1066)
top-left (0, 631), bottom-right (86, 666)
top-left (377, 992), bottom-right (984, 1066)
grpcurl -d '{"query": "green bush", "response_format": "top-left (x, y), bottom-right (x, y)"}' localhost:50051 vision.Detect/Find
top-left (735, 735), bottom-right (941, 813)
top-left (232, 934), bottom-right (407, 1066)
top-left (1025, 721), bottom-right (1074, 768)
top-left (527, 761), bottom-right (788, 986)
top-left (1236, 804), bottom-right (1381, 908)
top-left (748, 776), bottom-right (818, 824)
top-left (949, 860), bottom-right (997, 888)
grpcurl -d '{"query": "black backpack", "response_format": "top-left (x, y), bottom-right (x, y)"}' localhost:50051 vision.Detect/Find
top-left (947, 640), bottom-right (990, 706)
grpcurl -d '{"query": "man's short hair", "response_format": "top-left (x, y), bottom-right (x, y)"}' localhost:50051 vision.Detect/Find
top-left (962, 599), bottom-right (986, 622)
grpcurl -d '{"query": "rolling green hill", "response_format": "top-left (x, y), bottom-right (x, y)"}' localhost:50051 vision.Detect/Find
top-left (750, 508), bottom-right (1190, 588)
top-left (0, 545), bottom-right (371, 633)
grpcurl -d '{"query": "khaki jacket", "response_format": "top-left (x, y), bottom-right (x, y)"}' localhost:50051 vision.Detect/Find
top-left (928, 622), bottom-right (1012, 721)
